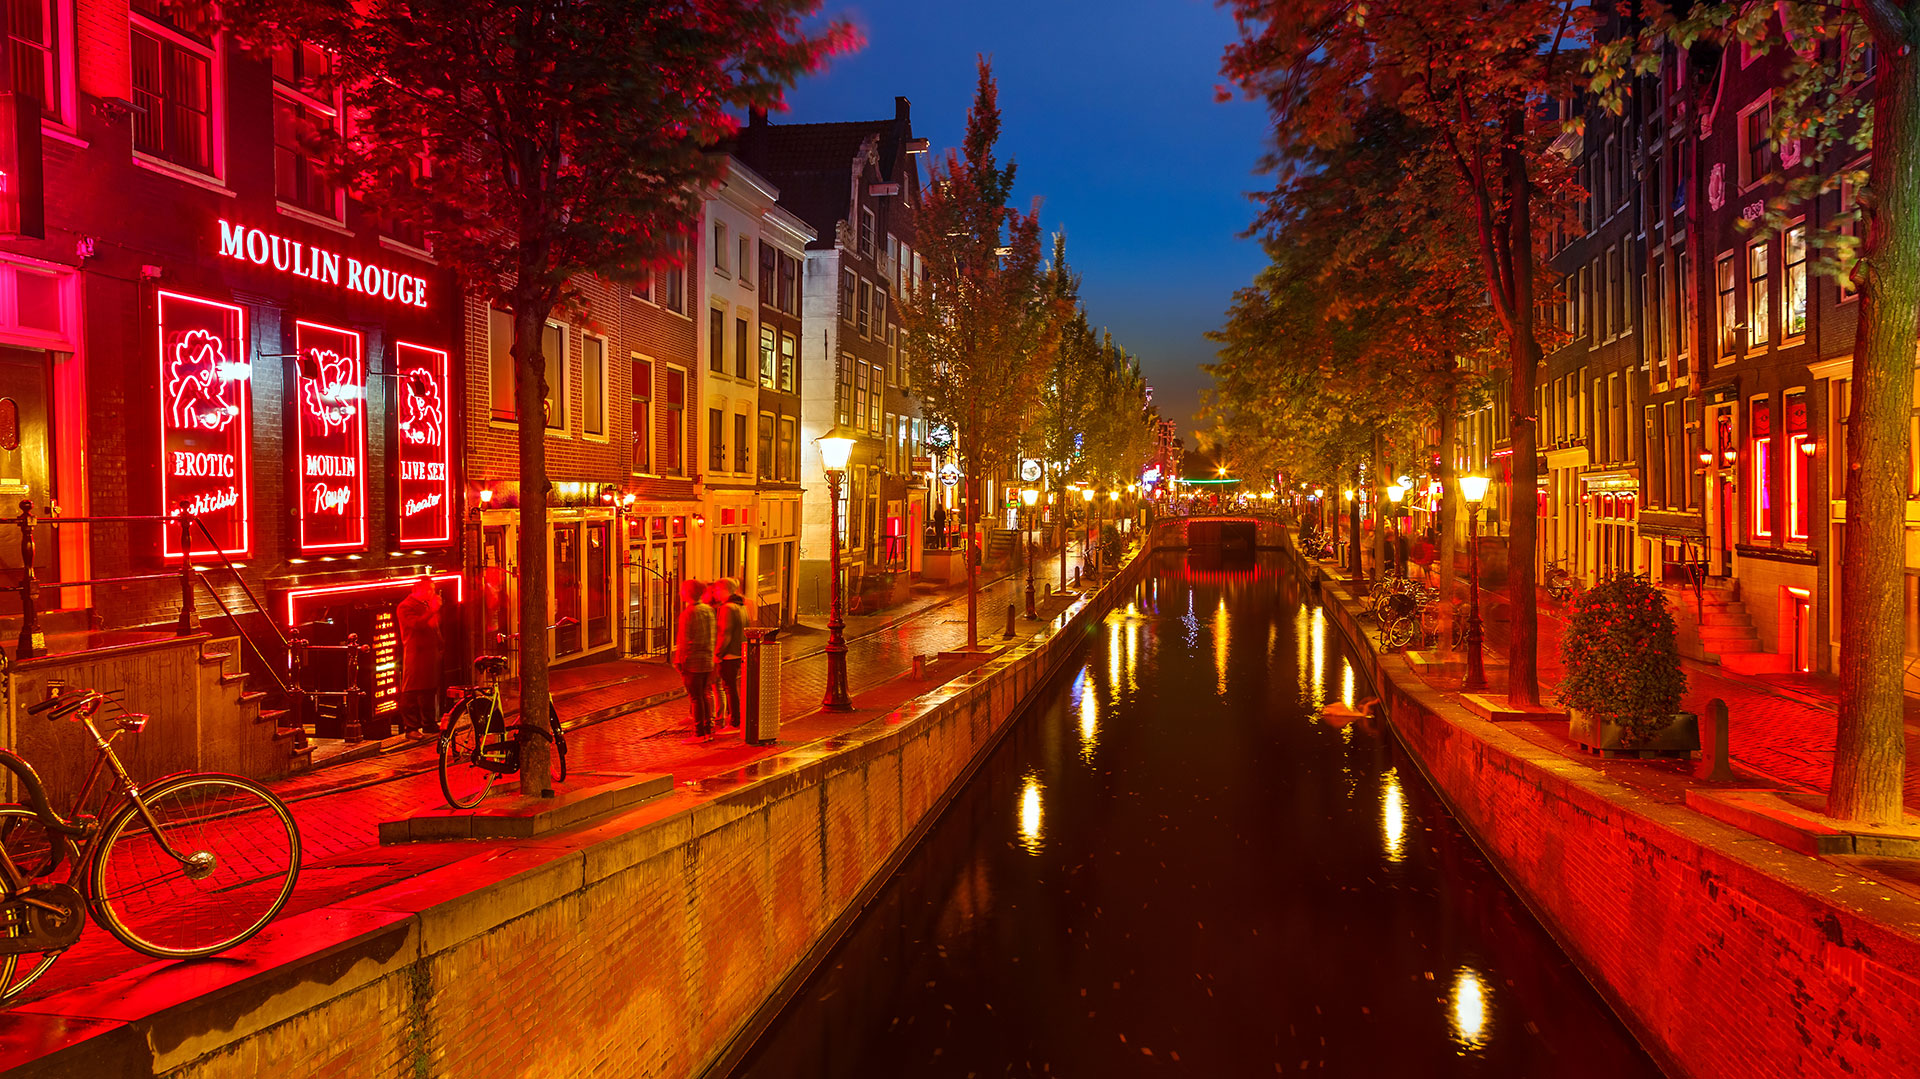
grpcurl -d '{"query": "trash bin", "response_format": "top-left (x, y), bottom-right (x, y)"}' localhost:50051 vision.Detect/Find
top-left (744, 627), bottom-right (781, 746)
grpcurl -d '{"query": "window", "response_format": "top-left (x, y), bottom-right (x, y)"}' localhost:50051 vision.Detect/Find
top-left (488, 308), bottom-right (515, 421)
top-left (857, 279), bottom-right (872, 338)
top-left (713, 222), bottom-right (729, 274)
top-left (271, 43), bottom-right (339, 217)
top-left (1784, 223), bottom-right (1808, 337)
top-left (734, 317), bottom-right (750, 380)
top-left (1675, 246), bottom-right (1693, 377)
top-left (874, 289), bottom-right (887, 337)
top-left (734, 413), bottom-right (749, 473)
top-left (1748, 241), bottom-right (1771, 348)
top-left (1589, 257), bottom-right (1602, 336)
top-left (868, 364), bottom-right (881, 431)
top-left (1739, 98), bottom-right (1772, 188)
top-left (841, 270), bottom-right (857, 324)
top-left (780, 332), bottom-right (797, 393)
top-left (759, 241), bottom-right (776, 295)
top-left (130, 0), bottom-right (215, 174)
top-left (1752, 398), bottom-right (1773, 539)
top-left (886, 325), bottom-right (898, 385)
top-left (708, 307), bottom-right (725, 373)
top-left (1787, 393), bottom-right (1812, 540)
top-left (582, 334), bottom-right (606, 438)
top-left (1578, 265), bottom-right (1590, 338)
top-left (1647, 259), bottom-right (1666, 381)
top-left (664, 368), bottom-right (685, 473)
top-left (778, 252), bottom-right (799, 314)
top-left (660, 233), bottom-right (687, 314)
top-left (1839, 169), bottom-right (1863, 301)
top-left (778, 416), bottom-right (797, 482)
top-left (738, 237), bottom-right (751, 283)
top-left (8, 0), bottom-right (64, 121)
top-left (1716, 253), bottom-right (1738, 356)
top-left (854, 361), bottom-right (870, 433)
top-left (860, 207), bottom-right (876, 259)
top-left (1609, 246), bottom-right (1626, 336)
top-left (759, 326), bottom-right (777, 387)
top-left (758, 413), bottom-right (774, 480)
top-left (897, 241), bottom-right (913, 295)
top-left (837, 356), bottom-right (853, 424)
top-left (1579, 160), bottom-right (1592, 232)
top-left (630, 357), bottom-right (653, 474)
top-left (709, 408), bottom-right (726, 472)
top-left (542, 321), bottom-right (567, 431)
top-left (1602, 136), bottom-right (1616, 217)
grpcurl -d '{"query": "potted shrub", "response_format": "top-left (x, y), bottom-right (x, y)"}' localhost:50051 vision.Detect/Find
top-left (1558, 572), bottom-right (1699, 757)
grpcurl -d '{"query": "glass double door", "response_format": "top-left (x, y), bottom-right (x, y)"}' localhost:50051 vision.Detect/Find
top-left (478, 515), bottom-right (616, 670)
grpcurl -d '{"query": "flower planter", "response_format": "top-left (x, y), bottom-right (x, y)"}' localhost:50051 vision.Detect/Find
top-left (1568, 709), bottom-right (1700, 759)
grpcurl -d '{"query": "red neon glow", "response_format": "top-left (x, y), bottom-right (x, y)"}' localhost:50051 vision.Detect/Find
top-left (158, 290), bottom-right (251, 559)
top-left (395, 342), bottom-right (453, 546)
top-left (295, 320), bottom-right (368, 551)
top-left (285, 571), bottom-right (463, 625)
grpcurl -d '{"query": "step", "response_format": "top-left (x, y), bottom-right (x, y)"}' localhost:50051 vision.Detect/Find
top-left (1694, 624), bottom-right (1760, 643)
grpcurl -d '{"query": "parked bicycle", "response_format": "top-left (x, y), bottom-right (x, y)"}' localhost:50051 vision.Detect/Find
top-left (845, 571), bottom-right (896, 615)
top-left (437, 623), bottom-right (573, 808)
top-left (0, 682), bottom-right (302, 1002)
top-left (1545, 559), bottom-right (1580, 604)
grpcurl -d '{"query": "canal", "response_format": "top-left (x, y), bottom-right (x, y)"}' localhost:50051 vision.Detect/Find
top-left (736, 556), bottom-right (1662, 1078)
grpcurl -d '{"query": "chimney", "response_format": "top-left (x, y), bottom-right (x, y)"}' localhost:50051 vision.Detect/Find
top-left (749, 106), bottom-right (769, 128)
top-left (895, 96), bottom-right (911, 126)
top-left (741, 106), bottom-right (770, 168)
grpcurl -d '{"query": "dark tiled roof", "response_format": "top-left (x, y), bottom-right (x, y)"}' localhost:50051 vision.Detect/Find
top-left (733, 113), bottom-right (911, 248)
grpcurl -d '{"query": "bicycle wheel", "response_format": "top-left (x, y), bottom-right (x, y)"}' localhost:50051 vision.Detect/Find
top-left (438, 700), bottom-right (496, 809)
top-left (89, 774), bottom-right (301, 958)
top-left (548, 704), bottom-right (568, 784)
top-left (0, 806), bottom-right (72, 1002)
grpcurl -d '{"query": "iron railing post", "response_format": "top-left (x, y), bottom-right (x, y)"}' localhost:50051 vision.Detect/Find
top-left (15, 499), bottom-right (41, 658)
top-left (343, 632), bottom-right (366, 743)
top-left (287, 628), bottom-right (311, 750)
top-left (176, 507), bottom-right (198, 637)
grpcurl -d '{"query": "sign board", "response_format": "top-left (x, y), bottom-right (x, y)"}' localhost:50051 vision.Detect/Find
top-left (939, 463), bottom-right (960, 487)
top-left (926, 423), bottom-right (954, 453)
top-left (0, 93), bottom-right (44, 239)
top-left (294, 320), bottom-right (367, 551)
top-left (158, 291), bottom-right (251, 558)
top-left (1019, 458), bottom-right (1042, 483)
top-left (910, 455), bottom-right (932, 472)
top-left (216, 220), bottom-right (430, 309)
top-left (394, 342), bottom-right (452, 545)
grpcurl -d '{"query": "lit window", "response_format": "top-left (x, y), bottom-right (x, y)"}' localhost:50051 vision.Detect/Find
top-left (759, 325), bottom-right (777, 387)
top-left (1784, 224), bottom-right (1808, 337)
top-left (271, 43), bottom-right (340, 217)
top-left (1752, 399), bottom-right (1773, 539)
top-left (1787, 394), bottom-right (1811, 540)
top-left (1716, 254), bottom-right (1738, 356)
top-left (1747, 242), bottom-right (1770, 348)
top-left (663, 367), bottom-right (685, 474)
top-left (779, 332), bottom-right (797, 393)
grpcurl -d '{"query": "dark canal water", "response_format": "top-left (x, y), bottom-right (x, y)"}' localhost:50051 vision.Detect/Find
top-left (737, 556), bottom-right (1662, 1078)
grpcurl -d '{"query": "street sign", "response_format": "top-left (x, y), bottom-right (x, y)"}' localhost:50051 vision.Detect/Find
top-left (910, 455), bottom-right (932, 472)
top-left (939, 463), bottom-right (960, 487)
top-left (1019, 458), bottom-right (1042, 483)
top-left (927, 423), bottom-right (954, 453)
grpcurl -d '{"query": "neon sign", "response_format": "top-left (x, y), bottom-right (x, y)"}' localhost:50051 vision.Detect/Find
top-left (294, 321), bottom-right (367, 551)
top-left (395, 342), bottom-right (453, 545)
top-left (216, 220), bottom-right (430, 309)
top-left (158, 291), bottom-right (251, 558)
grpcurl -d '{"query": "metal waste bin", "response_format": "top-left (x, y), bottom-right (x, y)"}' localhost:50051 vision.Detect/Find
top-left (744, 627), bottom-right (781, 745)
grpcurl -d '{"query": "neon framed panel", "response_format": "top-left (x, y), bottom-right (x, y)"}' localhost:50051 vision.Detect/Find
top-left (158, 290), bottom-right (252, 559)
top-left (394, 342), bottom-right (453, 545)
top-left (294, 320), bottom-right (368, 552)
top-left (284, 571), bottom-right (463, 624)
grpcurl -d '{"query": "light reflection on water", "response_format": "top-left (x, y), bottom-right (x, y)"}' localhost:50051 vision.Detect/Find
top-left (1453, 967), bottom-right (1492, 1050)
top-left (1213, 596), bottom-right (1230, 694)
top-left (1016, 773), bottom-right (1044, 855)
top-left (1341, 659), bottom-right (1356, 709)
top-left (1382, 767), bottom-right (1407, 863)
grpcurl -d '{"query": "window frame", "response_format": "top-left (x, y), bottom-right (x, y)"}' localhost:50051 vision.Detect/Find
top-left (541, 319), bottom-right (569, 434)
top-left (630, 354), bottom-right (654, 476)
top-left (1747, 239), bottom-right (1771, 350)
top-left (580, 331), bottom-right (609, 441)
top-left (662, 365), bottom-right (687, 475)
top-left (128, 1), bottom-right (222, 181)
top-left (270, 42), bottom-right (344, 221)
top-left (1783, 220), bottom-right (1809, 340)
top-left (712, 221), bottom-right (730, 275)
top-left (8, 0), bottom-right (76, 127)
top-left (1738, 95), bottom-right (1774, 191)
top-left (707, 305), bottom-right (726, 374)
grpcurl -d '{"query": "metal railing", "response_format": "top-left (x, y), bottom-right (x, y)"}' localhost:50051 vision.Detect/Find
top-left (8, 501), bottom-right (309, 747)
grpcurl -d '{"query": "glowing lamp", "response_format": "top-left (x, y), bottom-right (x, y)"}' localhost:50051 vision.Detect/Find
top-left (1021, 487), bottom-right (1039, 507)
top-left (1216, 466), bottom-right (1227, 476)
top-left (478, 488), bottom-right (494, 506)
top-left (1082, 488), bottom-right (1095, 503)
top-left (1798, 439), bottom-right (1817, 457)
top-left (1396, 474), bottom-right (1412, 489)
top-left (692, 513), bottom-right (706, 527)
top-left (1721, 448), bottom-right (1737, 466)
top-left (1343, 489), bottom-right (1355, 502)
top-left (1459, 473), bottom-right (1491, 507)
top-left (1698, 450), bottom-right (1714, 466)
top-left (1107, 489), bottom-right (1119, 500)
top-left (623, 493), bottom-right (636, 507)
top-left (1313, 488), bottom-right (1324, 498)
top-left (817, 426), bottom-right (858, 473)
top-left (1386, 484), bottom-right (1407, 505)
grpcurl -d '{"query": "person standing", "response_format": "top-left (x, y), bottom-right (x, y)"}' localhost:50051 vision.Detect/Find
top-left (931, 502), bottom-right (947, 548)
top-left (707, 578), bottom-right (747, 731)
top-left (674, 579), bottom-right (717, 740)
top-left (395, 579), bottom-right (443, 737)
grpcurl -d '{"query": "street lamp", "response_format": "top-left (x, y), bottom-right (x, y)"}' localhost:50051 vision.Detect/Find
top-left (1021, 487), bottom-right (1040, 618)
top-left (1386, 483), bottom-right (1408, 576)
top-left (1459, 473), bottom-right (1492, 692)
top-left (1081, 486), bottom-right (1097, 581)
top-left (817, 427), bottom-right (858, 712)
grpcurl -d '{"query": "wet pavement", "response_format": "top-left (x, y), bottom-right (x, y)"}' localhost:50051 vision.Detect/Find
top-left (737, 555), bottom-right (1663, 1078)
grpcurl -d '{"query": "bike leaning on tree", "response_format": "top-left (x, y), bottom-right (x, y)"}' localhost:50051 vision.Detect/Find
top-left (436, 620), bottom-right (575, 808)
top-left (0, 682), bottom-right (303, 1003)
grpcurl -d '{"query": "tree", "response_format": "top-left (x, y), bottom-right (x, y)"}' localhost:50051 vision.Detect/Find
top-left (216, 0), bottom-right (851, 794)
top-left (1592, 2), bottom-right (1916, 822)
top-left (899, 60), bottom-right (1049, 649)
top-left (1223, 0), bottom-right (1593, 706)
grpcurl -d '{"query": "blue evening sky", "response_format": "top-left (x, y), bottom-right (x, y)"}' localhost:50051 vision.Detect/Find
top-left (782, 0), bottom-right (1272, 436)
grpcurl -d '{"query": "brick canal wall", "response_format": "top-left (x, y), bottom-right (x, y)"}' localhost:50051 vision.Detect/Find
top-left (13, 555), bottom-right (1149, 1079)
top-left (1290, 545), bottom-right (1920, 1079)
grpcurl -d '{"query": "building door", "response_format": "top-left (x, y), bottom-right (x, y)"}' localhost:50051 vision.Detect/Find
top-left (552, 523), bottom-right (582, 657)
top-left (480, 524), bottom-right (515, 668)
top-left (1787, 588), bottom-right (1812, 673)
top-left (0, 348), bottom-right (54, 617)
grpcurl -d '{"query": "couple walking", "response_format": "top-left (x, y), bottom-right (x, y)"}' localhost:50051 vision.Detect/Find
top-left (673, 577), bottom-right (748, 740)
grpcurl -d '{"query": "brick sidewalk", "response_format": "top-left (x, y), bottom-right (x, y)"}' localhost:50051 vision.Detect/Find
top-left (1461, 582), bottom-right (1920, 814)
top-left (1, 550), bottom-right (1093, 1009)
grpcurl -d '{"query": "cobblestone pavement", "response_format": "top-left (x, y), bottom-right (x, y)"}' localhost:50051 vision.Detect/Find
top-left (1472, 585), bottom-right (1920, 813)
top-left (0, 551), bottom-right (1093, 1008)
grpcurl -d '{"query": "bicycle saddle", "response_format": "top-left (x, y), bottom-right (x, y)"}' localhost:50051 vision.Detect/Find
top-left (472, 655), bottom-right (510, 678)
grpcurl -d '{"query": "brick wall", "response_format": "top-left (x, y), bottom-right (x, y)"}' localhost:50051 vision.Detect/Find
top-left (1303, 551), bottom-right (1920, 1079)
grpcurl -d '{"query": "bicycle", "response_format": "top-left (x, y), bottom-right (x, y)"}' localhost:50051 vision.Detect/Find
top-left (1545, 560), bottom-right (1579, 604)
top-left (437, 628), bottom-right (572, 809)
top-left (0, 682), bottom-right (302, 1002)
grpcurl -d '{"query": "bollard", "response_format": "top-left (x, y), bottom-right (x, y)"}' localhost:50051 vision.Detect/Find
top-left (1696, 698), bottom-right (1734, 782)
top-left (343, 633), bottom-right (366, 744)
top-left (1072, 565), bottom-right (1082, 589)
top-left (743, 627), bottom-right (781, 746)
top-left (1004, 602), bottom-right (1016, 638)
top-left (912, 654), bottom-right (927, 680)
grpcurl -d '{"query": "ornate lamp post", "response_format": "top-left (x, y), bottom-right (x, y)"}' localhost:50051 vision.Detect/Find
top-left (1386, 483), bottom-right (1408, 576)
top-left (1021, 487), bottom-right (1039, 618)
top-left (1460, 473), bottom-right (1492, 692)
top-left (1080, 486), bottom-right (1096, 581)
top-left (817, 428), bottom-right (857, 712)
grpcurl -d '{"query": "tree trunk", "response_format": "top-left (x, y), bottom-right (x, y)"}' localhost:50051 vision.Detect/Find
top-left (1438, 391), bottom-right (1460, 650)
top-left (513, 303), bottom-right (554, 796)
top-left (1348, 459), bottom-right (1363, 580)
top-left (1503, 110), bottom-right (1543, 708)
top-left (1371, 428), bottom-right (1387, 577)
top-left (964, 470), bottom-right (979, 650)
top-left (1831, 31), bottom-right (1920, 825)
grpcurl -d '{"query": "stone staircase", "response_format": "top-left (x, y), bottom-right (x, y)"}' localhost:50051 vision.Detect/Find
top-left (199, 635), bottom-right (311, 778)
top-left (1670, 579), bottom-right (1762, 666)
